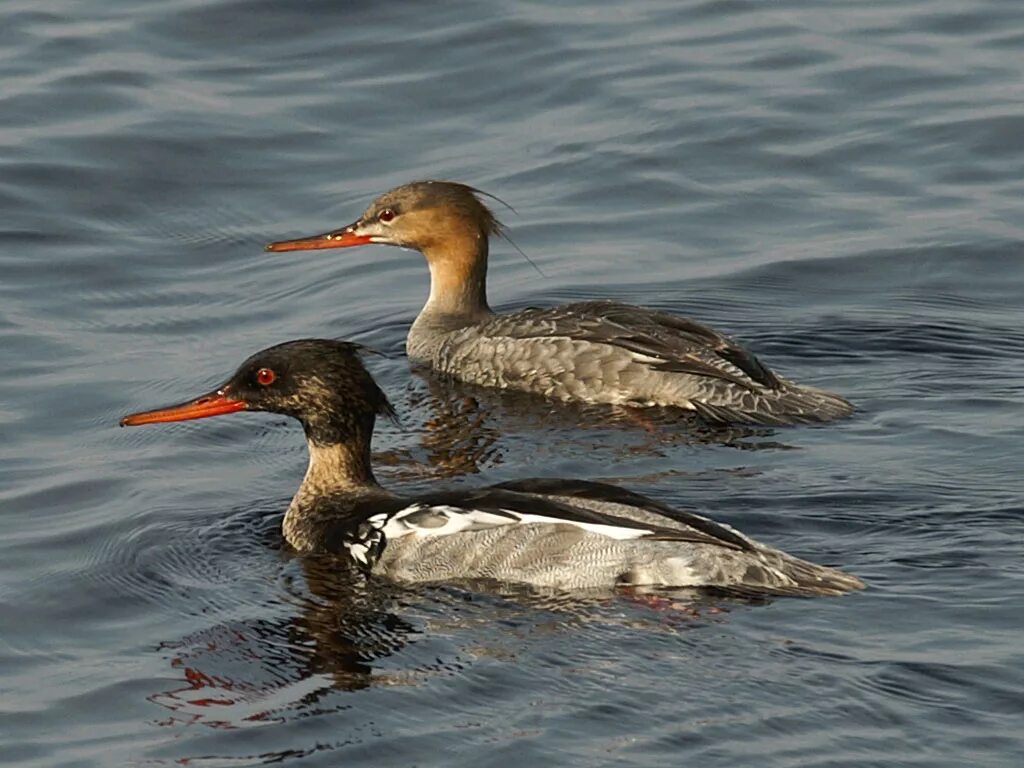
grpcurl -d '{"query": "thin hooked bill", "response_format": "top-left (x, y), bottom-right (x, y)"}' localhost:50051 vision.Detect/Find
top-left (120, 391), bottom-right (248, 427)
top-left (265, 227), bottom-right (373, 252)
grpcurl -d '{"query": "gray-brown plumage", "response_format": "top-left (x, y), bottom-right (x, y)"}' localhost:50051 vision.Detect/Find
top-left (121, 339), bottom-right (864, 597)
top-left (267, 181), bottom-right (853, 426)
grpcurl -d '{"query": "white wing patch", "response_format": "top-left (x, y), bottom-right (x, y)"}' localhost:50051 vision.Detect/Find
top-left (381, 503), bottom-right (654, 542)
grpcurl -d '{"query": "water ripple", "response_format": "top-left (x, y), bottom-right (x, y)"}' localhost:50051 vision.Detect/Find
top-left (3, 0), bottom-right (1024, 765)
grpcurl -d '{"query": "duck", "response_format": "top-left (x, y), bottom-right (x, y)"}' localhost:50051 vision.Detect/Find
top-left (120, 339), bottom-right (863, 596)
top-left (265, 181), bottom-right (853, 426)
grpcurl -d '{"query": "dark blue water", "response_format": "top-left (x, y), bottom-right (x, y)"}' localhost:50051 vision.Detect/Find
top-left (2, 0), bottom-right (1023, 765)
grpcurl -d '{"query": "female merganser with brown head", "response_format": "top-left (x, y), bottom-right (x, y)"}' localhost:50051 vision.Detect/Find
top-left (266, 181), bottom-right (853, 426)
top-left (120, 339), bottom-right (862, 596)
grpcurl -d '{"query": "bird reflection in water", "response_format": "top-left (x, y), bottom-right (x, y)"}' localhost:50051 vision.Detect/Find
top-left (146, 550), bottom-right (753, 739)
top-left (376, 370), bottom-right (797, 482)
top-left (147, 555), bottom-right (421, 733)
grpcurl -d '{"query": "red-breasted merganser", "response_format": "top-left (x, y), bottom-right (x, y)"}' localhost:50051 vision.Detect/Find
top-left (266, 181), bottom-right (853, 426)
top-left (120, 339), bottom-right (863, 596)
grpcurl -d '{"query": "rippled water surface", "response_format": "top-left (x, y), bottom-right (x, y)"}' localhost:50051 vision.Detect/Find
top-left (2, 0), bottom-right (1023, 765)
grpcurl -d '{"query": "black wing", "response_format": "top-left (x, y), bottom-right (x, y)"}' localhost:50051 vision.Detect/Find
top-left (315, 487), bottom-right (748, 555)
top-left (410, 488), bottom-right (748, 549)
top-left (491, 478), bottom-right (754, 552)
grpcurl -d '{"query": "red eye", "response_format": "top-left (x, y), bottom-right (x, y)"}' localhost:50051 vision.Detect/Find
top-left (256, 368), bottom-right (276, 386)
top-left (378, 208), bottom-right (395, 223)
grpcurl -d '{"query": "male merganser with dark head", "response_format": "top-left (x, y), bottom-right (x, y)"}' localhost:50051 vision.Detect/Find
top-left (266, 181), bottom-right (853, 426)
top-left (121, 339), bottom-right (863, 596)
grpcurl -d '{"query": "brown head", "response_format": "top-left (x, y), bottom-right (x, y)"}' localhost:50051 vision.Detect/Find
top-left (266, 181), bottom-right (505, 316)
top-left (266, 180), bottom-right (502, 255)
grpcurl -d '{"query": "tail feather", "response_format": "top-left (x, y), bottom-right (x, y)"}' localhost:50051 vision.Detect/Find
top-left (744, 554), bottom-right (866, 598)
top-left (692, 382), bottom-right (854, 427)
